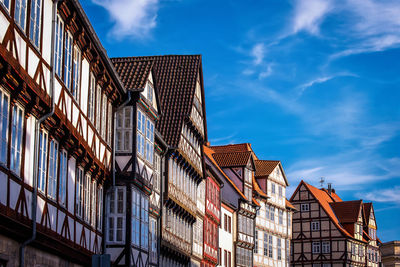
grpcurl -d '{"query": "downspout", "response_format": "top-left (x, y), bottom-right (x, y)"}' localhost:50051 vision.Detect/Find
top-left (19, 0), bottom-right (60, 266)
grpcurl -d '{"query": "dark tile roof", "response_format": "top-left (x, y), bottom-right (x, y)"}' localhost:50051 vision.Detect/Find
top-left (111, 58), bottom-right (154, 91)
top-left (330, 200), bottom-right (363, 224)
top-left (112, 55), bottom-right (202, 147)
top-left (363, 202), bottom-right (373, 221)
top-left (212, 151), bottom-right (252, 167)
top-left (255, 160), bottom-right (280, 177)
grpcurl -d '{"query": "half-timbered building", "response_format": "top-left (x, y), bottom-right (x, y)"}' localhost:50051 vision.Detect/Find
top-left (107, 57), bottom-right (163, 266)
top-left (252, 160), bottom-right (295, 267)
top-left (0, 0), bottom-right (125, 265)
top-left (290, 181), bottom-right (381, 267)
top-left (209, 143), bottom-right (258, 267)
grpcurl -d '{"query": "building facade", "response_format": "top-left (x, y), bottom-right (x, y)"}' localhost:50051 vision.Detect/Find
top-left (380, 241), bottom-right (400, 267)
top-left (253, 160), bottom-right (294, 267)
top-left (290, 181), bottom-right (381, 267)
top-left (0, 0), bottom-right (125, 265)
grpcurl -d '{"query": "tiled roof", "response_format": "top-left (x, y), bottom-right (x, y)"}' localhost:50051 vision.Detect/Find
top-left (112, 55), bottom-right (203, 147)
top-left (363, 202), bottom-right (372, 222)
top-left (286, 199), bottom-right (296, 210)
top-left (111, 58), bottom-right (154, 91)
top-left (211, 143), bottom-right (253, 154)
top-left (252, 176), bottom-right (268, 198)
top-left (330, 200), bottom-right (362, 224)
top-left (212, 151), bottom-right (252, 167)
top-left (203, 146), bottom-right (246, 200)
top-left (255, 160), bottom-right (280, 177)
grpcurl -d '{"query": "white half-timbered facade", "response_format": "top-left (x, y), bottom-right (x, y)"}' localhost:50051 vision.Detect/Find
top-left (0, 0), bottom-right (125, 265)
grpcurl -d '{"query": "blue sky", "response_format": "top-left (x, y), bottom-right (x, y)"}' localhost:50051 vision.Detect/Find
top-left (82, 0), bottom-right (400, 241)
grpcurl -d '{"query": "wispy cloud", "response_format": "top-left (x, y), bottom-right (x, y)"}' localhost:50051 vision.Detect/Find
top-left (209, 133), bottom-right (238, 146)
top-left (92, 0), bottom-right (159, 39)
top-left (359, 187), bottom-right (400, 204)
top-left (251, 43), bottom-right (266, 65)
top-left (292, 0), bottom-right (333, 35)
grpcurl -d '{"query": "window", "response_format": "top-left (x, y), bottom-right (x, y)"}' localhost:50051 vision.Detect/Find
top-left (0, 89), bottom-right (9, 164)
top-left (116, 107), bottom-right (132, 152)
top-left (279, 186), bottom-right (282, 197)
top-left (244, 186), bottom-right (252, 202)
top-left (10, 105), bottom-right (23, 175)
top-left (54, 15), bottom-right (64, 77)
top-left (140, 196), bottom-right (149, 249)
top-left (279, 210), bottom-right (283, 225)
top-left (312, 242), bottom-right (321, 254)
top-left (254, 230), bottom-right (258, 254)
top-left (107, 102), bottom-right (112, 145)
top-left (322, 241), bottom-right (330, 253)
top-left (228, 215), bottom-right (231, 233)
top-left (153, 153), bottom-right (161, 192)
top-left (263, 233), bottom-right (268, 256)
top-left (58, 150), bottom-right (67, 206)
top-left (137, 109), bottom-right (145, 156)
top-left (84, 174), bottom-right (90, 222)
top-left (14, 0), bottom-right (27, 31)
top-left (0, 0), bottom-right (10, 11)
top-left (265, 205), bottom-right (270, 220)
top-left (72, 46), bottom-right (81, 102)
top-left (47, 139), bottom-right (58, 200)
top-left (145, 118), bottom-right (154, 164)
top-left (150, 217), bottom-right (157, 263)
top-left (228, 251), bottom-right (231, 267)
top-left (268, 235), bottom-right (273, 258)
top-left (97, 186), bottom-right (103, 230)
top-left (88, 73), bottom-right (96, 123)
top-left (96, 85), bottom-right (101, 133)
top-left (38, 130), bottom-right (48, 193)
top-left (278, 238), bottom-right (282, 260)
top-left (270, 206), bottom-right (275, 221)
top-left (101, 94), bottom-right (107, 139)
top-left (146, 82), bottom-right (153, 103)
top-left (271, 183), bottom-right (275, 194)
top-left (301, 203), bottom-right (310, 211)
top-left (311, 221), bottom-right (320, 231)
top-left (108, 187), bottom-right (125, 243)
top-left (132, 188), bottom-right (140, 246)
top-left (75, 167), bottom-right (84, 218)
top-left (29, 0), bottom-right (41, 48)
top-left (64, 31), bottom-right (73, 88)
top-left (91, 180), bottom-right (96, 227)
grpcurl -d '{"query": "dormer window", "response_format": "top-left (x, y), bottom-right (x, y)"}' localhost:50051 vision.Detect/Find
top-left (146, 82), bottom-right (153, 103)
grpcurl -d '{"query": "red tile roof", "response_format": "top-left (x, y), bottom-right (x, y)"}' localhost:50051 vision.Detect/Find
top-left (211, 143), bottom-right (253, 154)
top-left (111, 58), bottom-right (154, 91)
top-left (255, 160), bottom-right (280, 177)
top-left (212, 151), bottom-right (252, 167)
top-left (330, 200), bottom-right (363, 224)
top-left (112, 55), bottom-right (204, 147)
top-left (286, 199), bottom-right (296, 210)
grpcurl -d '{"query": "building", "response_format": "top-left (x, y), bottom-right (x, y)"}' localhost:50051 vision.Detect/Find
top-left (107, 58), bottom-right (164, 266)
top-left (290, 181), bottom-right (381, 267)
top-left (0, 0), bottom-right (125, 266)
top-left (210, 143), bottom-right (258, 267)
top-left (381, 241), bottom-right (400, 267)
top-left (253, 160), bottom-right (295, 267)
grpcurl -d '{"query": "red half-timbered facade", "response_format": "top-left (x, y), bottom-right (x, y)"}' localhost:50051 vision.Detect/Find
top-left (0, 0), bottom-right (125, 266)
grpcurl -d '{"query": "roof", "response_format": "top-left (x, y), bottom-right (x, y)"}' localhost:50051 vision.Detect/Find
top-left (203, 146), bottom-right (246, 200)
top-left (211, 143), bottom-right (253, 154)
top-left (255, 160), bottom-right (280, 177)
top-left (111, 55), bottom-right (204, 147)
top-left (111, 58), bottom-right (154, 91)
top-left (322, 188), bottom-right (343, 202)
top-left (286, 199), bottom-right (296, 210)
top-left (252, 176), bottom-right (268, 199)
top-left (363, 202), bottom-right (373, 221)
top-left (330, 200), bottom-right (363, 224)
top-left (212, 151), bottom-right (252, 167)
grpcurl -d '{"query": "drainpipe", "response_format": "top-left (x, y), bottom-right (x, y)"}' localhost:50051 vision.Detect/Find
top-left (19, 0), bottom-right (60, 266)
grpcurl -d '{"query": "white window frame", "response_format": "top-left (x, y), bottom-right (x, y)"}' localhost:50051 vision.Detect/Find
top-left (0, 0), bottom-right (10, 12)
top-left (146, 81), bottom-right (153, 103)
top-left (270, 206), bottom-right (275, 221)
top-left (312, 242), bottom-right (321, 254)
top-left (101, 94), bottom-right (107, 139)
top-left (47, 139), bottom-right (58, 200)
top-left (72, 45), bottom-right (81, 102)
top-left (132, 188), bottom-right (141, 246)
top-left (54, 15), bottom-right (64, 78)
top-left (145, 117), bottom-right (154, 164)
top-left (311, 221), bottom-right (320, 231)
top-left (97, 185), bottom-right (103, 231)
top-left (10, 104), bottom-right (24, 175)
top-left (29, 0), bottom-right (41, 48)
top-left (322, 241), bottom-right (330, 254)
top-left (58, 149), bottom-right (67, 206)
top-left (75, 167), bottom-right (84, 218)
top-left (137, 109), bottom-right (145, 156)
top-left (107, 102), bottom-right (112, 145)
top-left (279, 209), bottom-right (283, 225)
top-left (63, 31), bottom-right (73, 89)
top-left (0, 88), bottom-right (9, 165)
top-left (277, 238), bottom-right (282, 260)
top-left (96, 85), bottom-right (101, 133)
top-left (116, 107), bottom-right (132, 152)
top-left (107, 186), bottom-right (126, 243)
top-left (38, 130), bottom-right (48, 193)
top-left (91, 180), bottom-right (96, 227)
top-left (154, 153), bottom-right (161, 192)
top-left (301, 203), bottom-right (310, 211)
top-left (14, 0), bottom-right (27, 31)
top-left (88, 73), bottom-right (96, 123)
top-left (140, 195), bottom-right (149, 249)
top-left (84, 173), bottom-right (90, 223)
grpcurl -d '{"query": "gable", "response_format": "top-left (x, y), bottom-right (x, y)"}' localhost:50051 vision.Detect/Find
top-left (141, 72), bottom-right (158, 112)
top-left (270, 165), bottom-right (286, 186)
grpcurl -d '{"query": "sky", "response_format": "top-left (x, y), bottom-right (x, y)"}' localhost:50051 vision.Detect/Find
top-left (82, 0), bottom-right (400, 241)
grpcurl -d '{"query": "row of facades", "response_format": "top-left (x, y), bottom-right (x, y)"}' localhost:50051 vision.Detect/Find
top-left (0, 0), bottom-right (382, 266)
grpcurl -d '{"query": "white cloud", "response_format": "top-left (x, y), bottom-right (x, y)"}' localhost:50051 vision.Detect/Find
top-left (259, 64), bottom-right (273, 79)
top-left (92, 0), bottom-right (159, 39)
top-left (251, 43), bottom-right (266, 65)
top-left (360, 187), bottom-right (400, 203)
top-left (292, 0), bottom-right (333, 35)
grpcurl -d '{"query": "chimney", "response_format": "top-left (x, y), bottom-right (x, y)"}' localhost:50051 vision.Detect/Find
top-left (328, 183), bottom-right (332, 195)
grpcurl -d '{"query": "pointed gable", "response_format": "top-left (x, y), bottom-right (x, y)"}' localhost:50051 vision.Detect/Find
top-left (210, 143), bottom-right (256, 169)
top-left (255, 160), bottom-right (289, 186)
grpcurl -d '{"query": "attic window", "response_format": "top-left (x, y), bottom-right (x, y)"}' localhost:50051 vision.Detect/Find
top-left (146, 82), bottom-right (153, 103)
top-left (301, 203), bottom-right (310, 212)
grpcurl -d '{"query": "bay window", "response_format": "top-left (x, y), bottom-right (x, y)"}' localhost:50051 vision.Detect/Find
top-left (141, 196), bottom-right (149, 249)
top-left (29, 0), bottom-right (41, 48)
top-left (150, 217), bottom-right (157, 263)
top-left (58, 150), bottom-right (67, 206)
top-left (132, 188), bottom-right (149, 249)
top-left (0, 89), bottom-right (9, 164)
top-left (14, 0), bottom-right (27, 31)
top-left (145, 118), bottom-right (154, 163)
top-left (75, 167), bottom-right (84, 218)
top-left (116, 107), bottom-right (132, 152)
top-left (64, 31), bottom-right (73, 88)
top-left (47, 139), bottom-right (58, 199)
top-left (38, 130), bottom-right (48, 193)
top-left (132, 188), bottom-right (140, 246)
top-left (10, 105), bottom-right (23, 175)
top-left (72, 46), bottom-right (81, 102)
top-left (54, 15), bottom-right (64, 77)
top-left (107, 187), bottom-right (125, 243)
top-left (137, 109), bottom-right (145, 156)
